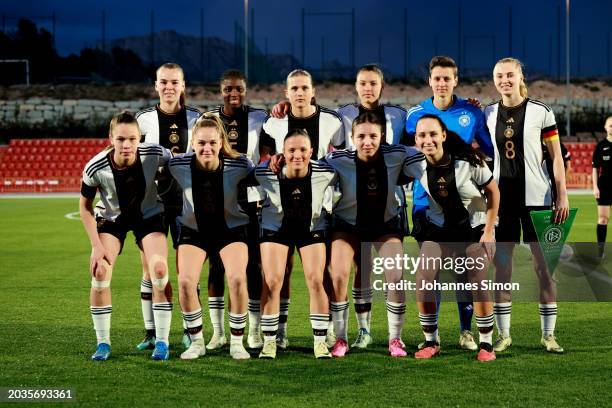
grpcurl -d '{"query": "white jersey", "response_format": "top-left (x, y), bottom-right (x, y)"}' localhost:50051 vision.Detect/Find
top-left (260, 105), bottom-right (345, 159)
top-left (136, 105), bottom-right (200, 152)
top-left (336, 103), bottom-right (407, 149)
top-left (81, 143), bottom-right (172, 222)
top-left (203, 105), bottom-right (268, 164)
top-left (417, 156), bottom-right (494, 228)
top-left (168, 153), bottom-right (254, 231)
top-left (323, 144), bottom-right (425, 225)
top-left (255, 160), bottom-right (337, 232)
top-left (484, 98), bottom-right (558, 206)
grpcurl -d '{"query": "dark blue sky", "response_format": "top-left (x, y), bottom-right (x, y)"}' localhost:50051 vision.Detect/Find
top-left (3, 0), bottom-right (612, 78)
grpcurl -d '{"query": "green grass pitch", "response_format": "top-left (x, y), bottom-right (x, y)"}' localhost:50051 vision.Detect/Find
top-left (0, 194), bottom-right (610, 407)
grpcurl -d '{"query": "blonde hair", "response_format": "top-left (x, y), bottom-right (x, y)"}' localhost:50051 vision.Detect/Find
top-left (156, 62), bottom-right (187, 106)
top-left (495, 57), bottom-right (528, 98)
top-left (193, 113), bottom-right (240, 159)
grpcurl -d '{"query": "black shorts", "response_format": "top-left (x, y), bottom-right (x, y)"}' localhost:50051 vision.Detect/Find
top-left (416, 222), bottom-right (486, 244)
top-left (496, 205), bottom-right (549, 243)
top-left (96, 213), bottom-right (166, 254)
top-left (597, 182), bottom-right (612, 206)
top-left (331, 216), bottom-right (404, 243)
top-left (260, 228), bottom-right (326, 249)
top-left (177, 224), bottom-right (248, 254)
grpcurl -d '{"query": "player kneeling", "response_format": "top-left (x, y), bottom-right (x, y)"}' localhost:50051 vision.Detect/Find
top-left (80, 111), bottom-right (174, 361)
top-left (169, 114), bottom-right (253, 360)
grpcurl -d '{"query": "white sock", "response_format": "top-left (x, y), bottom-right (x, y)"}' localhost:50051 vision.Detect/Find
top-left (152, 302), bottom-right (173, 345)
top-left (261, 313), bottom-right (279, 341)
top-left (91, 305), bottom-right (112, 345)
top-left (539, 303), bottom-right (558, 337)
top-left (352, 287), bottom-right (373, 331)
top-left (140, 279), bottom-right (155, 331)
top-left (419, 313), bottom-right (438, 342)
top-left (229, 312), bottom-right (247, 343)
top-left (208, 296), bottom-right (225, 336)
top-left (386, 301), bottom-right (406, 340)
top-left (182, 308), bottom-right (203, 342)
top-left (330, 301), bottom-right (349, 341)
top-left (248, 299), bottom-right (261, 336)
top-left (310, 313), bottom-right (328, 343)
top-left (494, 302), bottom-right (512, 337)
top-left (279, 298), bottom-right (290, 335)
top-left (476, 313), bottom-right (495, 345)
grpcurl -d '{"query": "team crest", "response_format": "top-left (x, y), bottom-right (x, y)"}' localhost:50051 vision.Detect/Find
top-left (228, 129), bottom-right (239, 141)
top-left (458, 114), bottom-right (470, 127)
top-left (504, 126), bottom-right (514, 138)
top-left (169, 133), bottom-right (180, 144)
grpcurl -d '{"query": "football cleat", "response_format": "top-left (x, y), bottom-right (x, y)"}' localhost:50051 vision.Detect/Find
top-left (206, 333), bottom-right (228, 350)
top-left (388, 338), bottom-right (407, 357)
top-left (258, 339), bottom-right (277, 359)
top-left (151, 341), bottom-right (169, 361)
top-left (331, 338), bottom-right (349, 358)
top-left (351, 328), bottom-right (372, 349)
top-left (182, 329), bottom-right (192, 350)
top-left (414, 341), bottom-right (440, 359)
top-left (136, 330), bottom-right (156, 351)
top-left (477, 343), bottom-right (496, 362)
top-left (230, 342), bottom-right (251, 360)
top-left (314, 340), bottom-right (332, 359)
top-left (180, 339), bottom-right (206, 360)
top-left (91, 343), bottom-right (111, 361)
top-left (276, 332), bottom-right (289, 350)
top-left (459, 330), bottom-right (478, 351)
top-left (541, 335), bottom-right (564, 354)
top-left (417, 334), bottom-right (440, 350)
top-left (493, 335), bottom-right (513, 352)
top-left (325, 325), bottom-right (337, 348)
top-left (247, 333), bottom-right (264, 349)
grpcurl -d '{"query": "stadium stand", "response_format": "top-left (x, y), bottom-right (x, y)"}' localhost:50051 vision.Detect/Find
top-left (0, 139), bottom-right (108, 193)
top-left (0, 139), bottom-right (599, 192)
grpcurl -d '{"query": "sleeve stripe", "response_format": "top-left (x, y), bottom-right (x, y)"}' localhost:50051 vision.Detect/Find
top-left (477, 175), bottom-right (494, 189)
top-left (85, 160), bottom-right (109, 178)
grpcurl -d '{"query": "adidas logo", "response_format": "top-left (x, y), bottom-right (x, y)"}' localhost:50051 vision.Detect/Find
top-left (229, 120), bottom-right (238, 126)
top-left (506, 117), bottom-right (515, 124)
top-left (437, 177), bottom-right (446, 183)
top-left (292, 188), bottom-right (301, 195)
top-left (170, 123), bottom-right (178, 129)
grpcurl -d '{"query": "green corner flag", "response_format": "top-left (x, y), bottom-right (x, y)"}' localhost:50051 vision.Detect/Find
top-left (530, 208), bottom-right (578, 273)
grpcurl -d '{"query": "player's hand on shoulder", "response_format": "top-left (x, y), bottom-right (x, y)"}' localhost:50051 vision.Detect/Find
top-left (270, 101), bottom-right (290, 119)
top-left (269, 153), bottom-right (285, 173)
top-left (467, 98), bottom-right (483, 109)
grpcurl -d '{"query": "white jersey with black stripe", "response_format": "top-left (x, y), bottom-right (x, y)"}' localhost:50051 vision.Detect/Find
top-left (255, 160), bottom-right (337, 232)
top-left (81, 143), bottom-right (172, 221)
top-left (260, 105), bottom-right (345, 159)
top-left (484, 99), bottom-right (557, 206)
top-left (168, 153), bottom-right (254, 231)
top-left (136, 105), bottom-right (200, 151)
top-left (336, 103), bottom-right (407, 148)
top-left (418, 158), bottom-right (494, 228)
top-left (323, 144), bottom-right (426, 225)
top-left (203, 105), bottom-right (268, 164)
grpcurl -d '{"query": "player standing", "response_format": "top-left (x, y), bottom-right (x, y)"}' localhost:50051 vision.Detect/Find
top-left (80, 112), bottom-right (174, 361)
top-left (134, 63), bottom-right (200, 351)
top-left (259, 69), bottom-right (344, 349)
top-left (484, 57), bottom-right (569, 353)
top-left (201, 70), bottom-right (268, 350)
top-left (593, 116), bottom-right (612, 258)
top-left (405, 55), bottom-right (494, 351)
